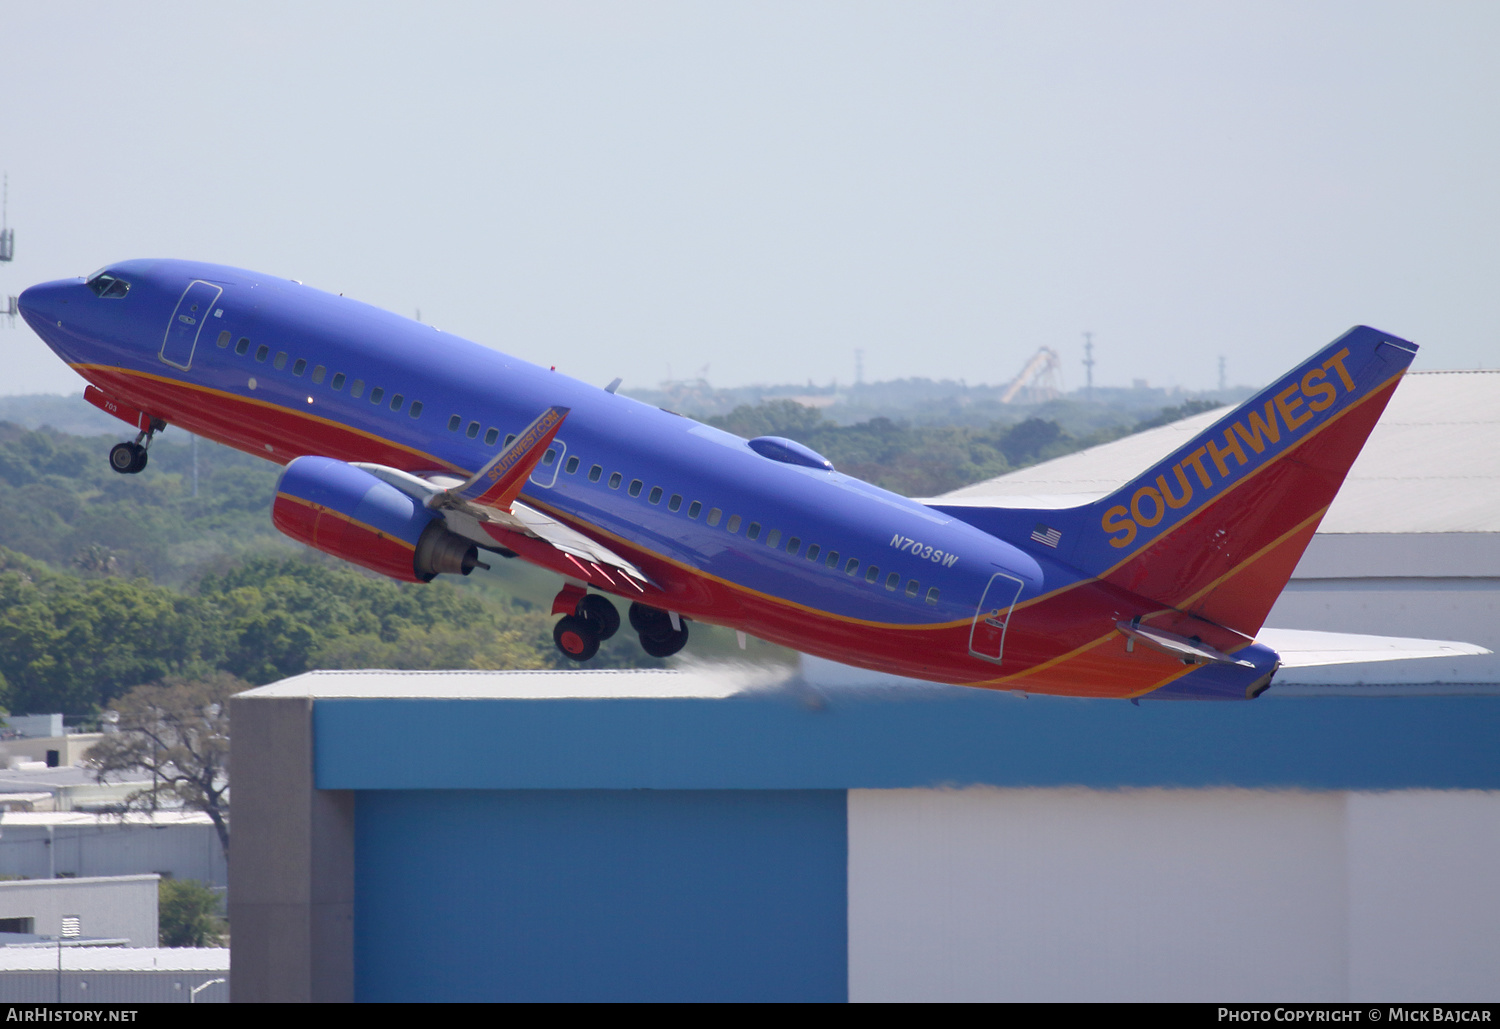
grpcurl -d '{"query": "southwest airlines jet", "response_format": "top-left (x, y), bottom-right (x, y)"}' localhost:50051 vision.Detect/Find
top-left (18, 260), bottom-right (1429, 699)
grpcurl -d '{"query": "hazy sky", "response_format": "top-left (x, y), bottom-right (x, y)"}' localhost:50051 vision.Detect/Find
top-left (2, 1), bottom-right (1496, 396)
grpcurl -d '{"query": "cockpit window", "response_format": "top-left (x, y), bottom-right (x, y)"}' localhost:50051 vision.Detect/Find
top-left (86, 271), bottom-right (131, 299)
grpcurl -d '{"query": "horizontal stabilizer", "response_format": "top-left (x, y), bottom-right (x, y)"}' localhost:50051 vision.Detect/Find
top-left (1257, 628), bottom-right (1490, 668)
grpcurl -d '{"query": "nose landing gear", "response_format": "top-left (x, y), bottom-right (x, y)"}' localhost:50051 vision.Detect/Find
top-left (107, 418), bottom-right (166, 475)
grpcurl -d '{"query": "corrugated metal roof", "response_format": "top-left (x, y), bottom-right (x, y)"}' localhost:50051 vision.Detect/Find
top-left (0, 948), bottom-right (228, 972)
top-left (934, 370), bottom-right (1500, 534)
top-left (0, 810), bottom-right (213, 827)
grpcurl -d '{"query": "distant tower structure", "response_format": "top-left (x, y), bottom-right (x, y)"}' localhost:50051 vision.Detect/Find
top-left (1, 174), bottom-right (15, 328)
top-left (1000, 347), bottom-right (1062, 404)
top-left (0, 175), bottom-right (13, 263)
top-left (1082, 332), bottom-right (1095, 403)
top-left (854, 348), bottom-right (865, 387)
top-left (1218, 355), bottom-right (1227, 393)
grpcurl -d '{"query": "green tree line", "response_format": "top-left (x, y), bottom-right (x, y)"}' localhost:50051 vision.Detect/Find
top-left (0, 550), bottom-right (649, 717)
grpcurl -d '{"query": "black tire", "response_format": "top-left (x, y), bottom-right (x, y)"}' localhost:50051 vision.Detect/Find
top-left (639, 623), bottom-right (689, 658)
top-left (553, 615), bottom-right (600, 661)
top-left (109, 443), bottom-right (140, 474)
top-left (576, 594), bottom-right (621, 640)
top-left (131, 447), bottom-right (148, 473)
top-left (628, 602), bottom-right (673, 640)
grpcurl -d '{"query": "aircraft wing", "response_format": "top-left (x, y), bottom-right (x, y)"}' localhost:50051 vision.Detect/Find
top-left (1256, 628), bottom-right (1490, 668)
top-left (352, 460), bottom-right (654, 589)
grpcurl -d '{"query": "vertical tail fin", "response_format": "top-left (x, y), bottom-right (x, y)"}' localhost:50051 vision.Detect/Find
top-left (1069, 326), bottom-right (1416, 634)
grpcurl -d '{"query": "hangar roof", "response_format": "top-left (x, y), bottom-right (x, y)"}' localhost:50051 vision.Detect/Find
top-left (935, 370), bottom-right (1500, 534)
top-left (241, 665), bottom-right (778, 699)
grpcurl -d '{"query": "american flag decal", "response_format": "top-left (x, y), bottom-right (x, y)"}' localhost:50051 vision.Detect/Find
top-left (1031, 524), bottom-right (1061, 548)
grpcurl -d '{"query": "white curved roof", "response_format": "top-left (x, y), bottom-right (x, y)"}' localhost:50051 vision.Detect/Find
top-left (935, 370), bottom-right (1500, 534)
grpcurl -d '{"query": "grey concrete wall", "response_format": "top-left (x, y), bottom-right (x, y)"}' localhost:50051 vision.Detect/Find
top-left (228, 694), bottom-right (354, 1003)
top-left (0, 875), bottom-right (158, 947)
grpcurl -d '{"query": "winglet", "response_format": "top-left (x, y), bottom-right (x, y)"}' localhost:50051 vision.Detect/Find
top-left (448, 406), bottom-right (570, 511)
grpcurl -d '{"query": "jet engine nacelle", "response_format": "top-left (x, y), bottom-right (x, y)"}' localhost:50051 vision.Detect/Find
top-left (272, 456), bottom-right (481, 582)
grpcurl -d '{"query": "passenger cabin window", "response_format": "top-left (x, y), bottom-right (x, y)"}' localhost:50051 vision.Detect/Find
top-left (505, 434), bottom-right (517, 447)
top-left (906, 579), bottom-right (919, 598)
top-left (565, 456), bottom-right (580, 474)
top-left (648, 487), bottom-right (663, 504)
top-left (292, 358), bottom-right (307, 376)
top-left (235, 337), bottom-right (250, 355)
top-left (331, 373), bottom-right (346, 390)
top-left (726, 515), bottom-right (741, 533)
top-left (668, 494), bottom-right (682, 512)
top-left (786, 536), bottom-right (801, 555)
top-left (409, 401), bottom-right (423, 418)
top-left (747, 522), bottom-right (761, 541)
top-left (273, 352), bottom-right (288, 370)
top-left (350, 379), bottom-right (365, 399)
top-left (216, 331), bottom-right (231, 348)
top-left (925, 587), bottom-right (940, 604)
top-left (687, 501), bottom-right (701, 519)
top-left (389, 394), bottom-right (403, 412)
top-left (484, 428), bottom-right (499, 446)
top-left (806, 544), bottom-right (820, 561)
top-left (628, 479), bottom-right (643, 498)
top-left (865, 566), bottom-right (879, 584)
top-left (608, 472), bottom-right (622, 489)
top-left (542, 450), bottom-right (556, 466)
top-left (255, 345), bottom-right (270, 362)
top-left (886, 572), bottom-right (900, 591)
top-left (448, 415), bottom-right (461, 432)
top-left (707, 508), bottom-right (722, 527)
top-left (466, 421), bottom-right (480, 439)
top-left (588, 464), bottom-right (602, 482)
top-left (766, 529), bottom-right (781, 548)
top-left (826, 550), bottom-right (839, 568)
top-left (846, 559), bottom-right (860, 575)
top-left (369, 387), bottom-right (384, 404)
top-left (312, 365), bottom-right (326, 384)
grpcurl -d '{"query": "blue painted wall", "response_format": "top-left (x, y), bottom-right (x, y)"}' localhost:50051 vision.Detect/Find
top-left (317, 693), bottom-right (1500, 792)
top-left (353, 789), bottom-right (848, 1002)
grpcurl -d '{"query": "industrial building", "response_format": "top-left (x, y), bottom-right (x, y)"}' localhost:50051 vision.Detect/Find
top-left (0, 811), bottom-right (227, 888)
top-left (0, 946), bottom-right (228, 1003)
top-left (229, 369), bottom-right (1499, 1002)
top-left (0, 874), bottom-right (157, 948)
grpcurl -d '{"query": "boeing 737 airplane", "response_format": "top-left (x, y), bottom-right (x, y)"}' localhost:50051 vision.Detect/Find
top-left (15, 260), bottom-right (1458, 699)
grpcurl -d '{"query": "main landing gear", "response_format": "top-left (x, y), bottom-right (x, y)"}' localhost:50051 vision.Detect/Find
top-left (629, 601), bottom-right (690, 658)
top-left (549, 592), bottom-right (690, 662)
top-left (108, 418), bottom-right (166, 475)
top-left (553, 593), bottom-right (622, 662)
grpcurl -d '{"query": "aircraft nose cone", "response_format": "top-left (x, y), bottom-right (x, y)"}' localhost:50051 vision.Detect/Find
top-left (18, 279), bottom-right (78, 333)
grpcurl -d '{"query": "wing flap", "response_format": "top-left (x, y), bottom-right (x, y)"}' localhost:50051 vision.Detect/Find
top-left (352, 456), bottom-right (654, 588)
